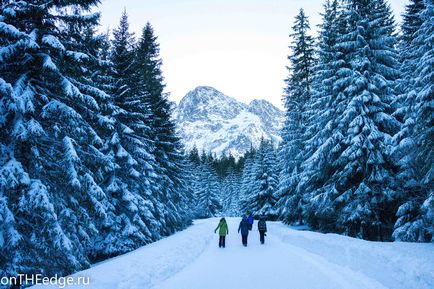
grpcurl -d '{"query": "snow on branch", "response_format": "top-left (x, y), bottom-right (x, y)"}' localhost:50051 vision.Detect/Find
top-left (42, 35), bottom-right (65, 51)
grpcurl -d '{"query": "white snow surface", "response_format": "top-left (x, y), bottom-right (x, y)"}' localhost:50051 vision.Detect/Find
top-left (32, 218), bottom-right (434, 289)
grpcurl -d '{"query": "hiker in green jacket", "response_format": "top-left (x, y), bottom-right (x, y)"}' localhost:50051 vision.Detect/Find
top-left (214, 218), bottom-right (229, 248)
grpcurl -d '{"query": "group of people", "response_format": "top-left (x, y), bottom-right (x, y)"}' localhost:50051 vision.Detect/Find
top-left (214, 214), bottom-right (267, 248)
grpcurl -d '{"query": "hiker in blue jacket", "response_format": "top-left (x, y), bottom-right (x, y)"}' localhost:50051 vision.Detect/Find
top-left (238, 216), bottom-right (249, 246)
top-left (247, 214), bottom-right (254, 231)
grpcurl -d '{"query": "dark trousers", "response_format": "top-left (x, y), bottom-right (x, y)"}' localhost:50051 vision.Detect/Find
top-left (259, 231), bottom-right (266, 244)
top-left (219, 236), bottom-right (226, 248)
top-left (241, 234), bottom-right (248, 246)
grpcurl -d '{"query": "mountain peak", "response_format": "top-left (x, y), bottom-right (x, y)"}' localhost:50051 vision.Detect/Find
top-left (249, 99), bottom-right (273, 107)
top-left (174, 86), bottom-right (284, 159)
top-left (183, 86), bottom-right (239, 105)
top-left (192, 86), bottom-right (221, 93)
top-left (176, 86), bottom-right (246, 122)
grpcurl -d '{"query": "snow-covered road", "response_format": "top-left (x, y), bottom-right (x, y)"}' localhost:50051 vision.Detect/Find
top-left (32, 218), bottom-right (434, 289)
top-left (153, 218), bottom-right (386, 289)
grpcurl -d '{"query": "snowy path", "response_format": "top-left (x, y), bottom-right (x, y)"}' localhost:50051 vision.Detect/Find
top-left (152, 218), bottom-right (385, 289)
top-left (32, 218), bottom-right (434, 289)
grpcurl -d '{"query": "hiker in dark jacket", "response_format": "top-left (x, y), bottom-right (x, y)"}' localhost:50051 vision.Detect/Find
top-left (238, 217), bottom-right (249, 246)
top-left (247, 214), bottom-right (254, 231)
top-left (258, 215), bottom-right (267, 244)
top-left (214, 218), bottom-right (229, 248)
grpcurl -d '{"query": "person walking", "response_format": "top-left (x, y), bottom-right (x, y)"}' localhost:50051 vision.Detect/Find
top-left (214, 218), bottom-right (229, 248)
top-left (258, 215), bottom-right (267, 244)
top-left (247, 213), bottom-right (254, 231)
top-left (238, 216), bottom-right (249, 246)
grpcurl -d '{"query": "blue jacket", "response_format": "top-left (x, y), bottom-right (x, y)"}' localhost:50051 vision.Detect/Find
top-left (238, 218), bottom-right (249, 236)
top-left (247, 216), bottom-right (254, 225)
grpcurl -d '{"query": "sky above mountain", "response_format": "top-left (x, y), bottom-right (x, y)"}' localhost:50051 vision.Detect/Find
top-left (97, 0), bottom-right (407, 109)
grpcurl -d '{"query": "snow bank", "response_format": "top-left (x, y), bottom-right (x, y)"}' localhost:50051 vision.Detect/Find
top-left (272, 222), bottom-right (434, 289)
top-left (31, 219), bottom-right (215, 289)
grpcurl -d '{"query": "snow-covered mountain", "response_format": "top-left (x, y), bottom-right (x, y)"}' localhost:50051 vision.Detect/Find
top-left (173, 86), bottom-right (284, 158)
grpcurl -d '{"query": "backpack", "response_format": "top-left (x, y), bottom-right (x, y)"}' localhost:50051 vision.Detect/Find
top-left (258, 219), bottom-right (266, 231)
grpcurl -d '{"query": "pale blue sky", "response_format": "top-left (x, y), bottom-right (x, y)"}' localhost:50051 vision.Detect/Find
top-left (97, 0), bottom-right (408, 109)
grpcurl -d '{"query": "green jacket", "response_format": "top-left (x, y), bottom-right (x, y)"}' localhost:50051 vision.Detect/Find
top-left (215, 221), bottom-right (229, 236)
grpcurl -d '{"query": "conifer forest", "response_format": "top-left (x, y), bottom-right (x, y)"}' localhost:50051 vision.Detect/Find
top-left (0, 0), bottom-right (433, 284)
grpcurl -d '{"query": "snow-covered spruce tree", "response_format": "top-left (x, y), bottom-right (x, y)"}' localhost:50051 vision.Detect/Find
top-left (188, 145), bottom-right (201, 166)
top-left (277, 8), bottom-right (315, 224)
top-left (308, 0), bottom-right (401, 240)
top-left (244, 139), bottom-right (278, 219)
top-left (390, 0), bottom-right (426, 198)
top-left (186, 148), bottom-right (204, 217)
top-left (58, 7), bottom-right (124, 263)
top-left (393, 0), bottom-right (426, 121)
top-left (239, 147), bottom-right (256, 215)
top-left (185, 146), bottom-right (201, 209)
top-left (401, 0), bottom-right (426, 44)
top-left (304, 0), bottom-right (340, 151)
top-left (388, 0), bottom-right (423, 242)
top-left (393, 0), bottom-right (434, 242)
top-left (77, 21), bottom-right (148, 260)
top-left (222, 168), bottom-right (241, 217)
top-left (92, 30), bottom-right (117, 97)
top-left (194, 153), bottom-right (222, 218)
top-left (0, 86), bottom-right (26, 279)
top-left (296, 0), bottom-right (345, 230)
top-left (93, 10), bottom-right (160, 260)
top-left (0, 183), bottom-right (21, 280)
top-left (1, 0), bottom-right (111, 278)
top-left (135, 22), bottom-right (192, 235)
top-left (407, 0), bottom-right (434, 241)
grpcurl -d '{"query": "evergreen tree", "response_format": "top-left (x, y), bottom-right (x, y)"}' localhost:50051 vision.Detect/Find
top-left (240, 147), bottom-right (257, 214)
top-left (244, 140), bottom-right (278, 219)
top-left (277, 8), bottom-right (315, 224)
top-left (195, 153), bottom-right (221, 218)
top-left (401, 0), bottom-right (426, 44)
top-left (94, 10), bottom-right (160, 260)
top-left (296, 0), bottom-right (344, 230)
top-left (393, 0), bottom-right (426, 123)
top-left (306, 0), bottom-right (400, 240)
top-left (188, 146), bottom-right (201, 166)
top-left (393, 0), bottom-right (434, 242)
top-left (391, 0), bottom-right (426, 197)
top-left (222, 168), bottom-right (241, 216)
top-left (185, 147), bottom-right (200, 204)
top-left (0, 0), bottom-right (110, 278)
top-left (135, 22), bottom-right (192, 234)
top-left (93, 30), bottom-right (116, 99)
